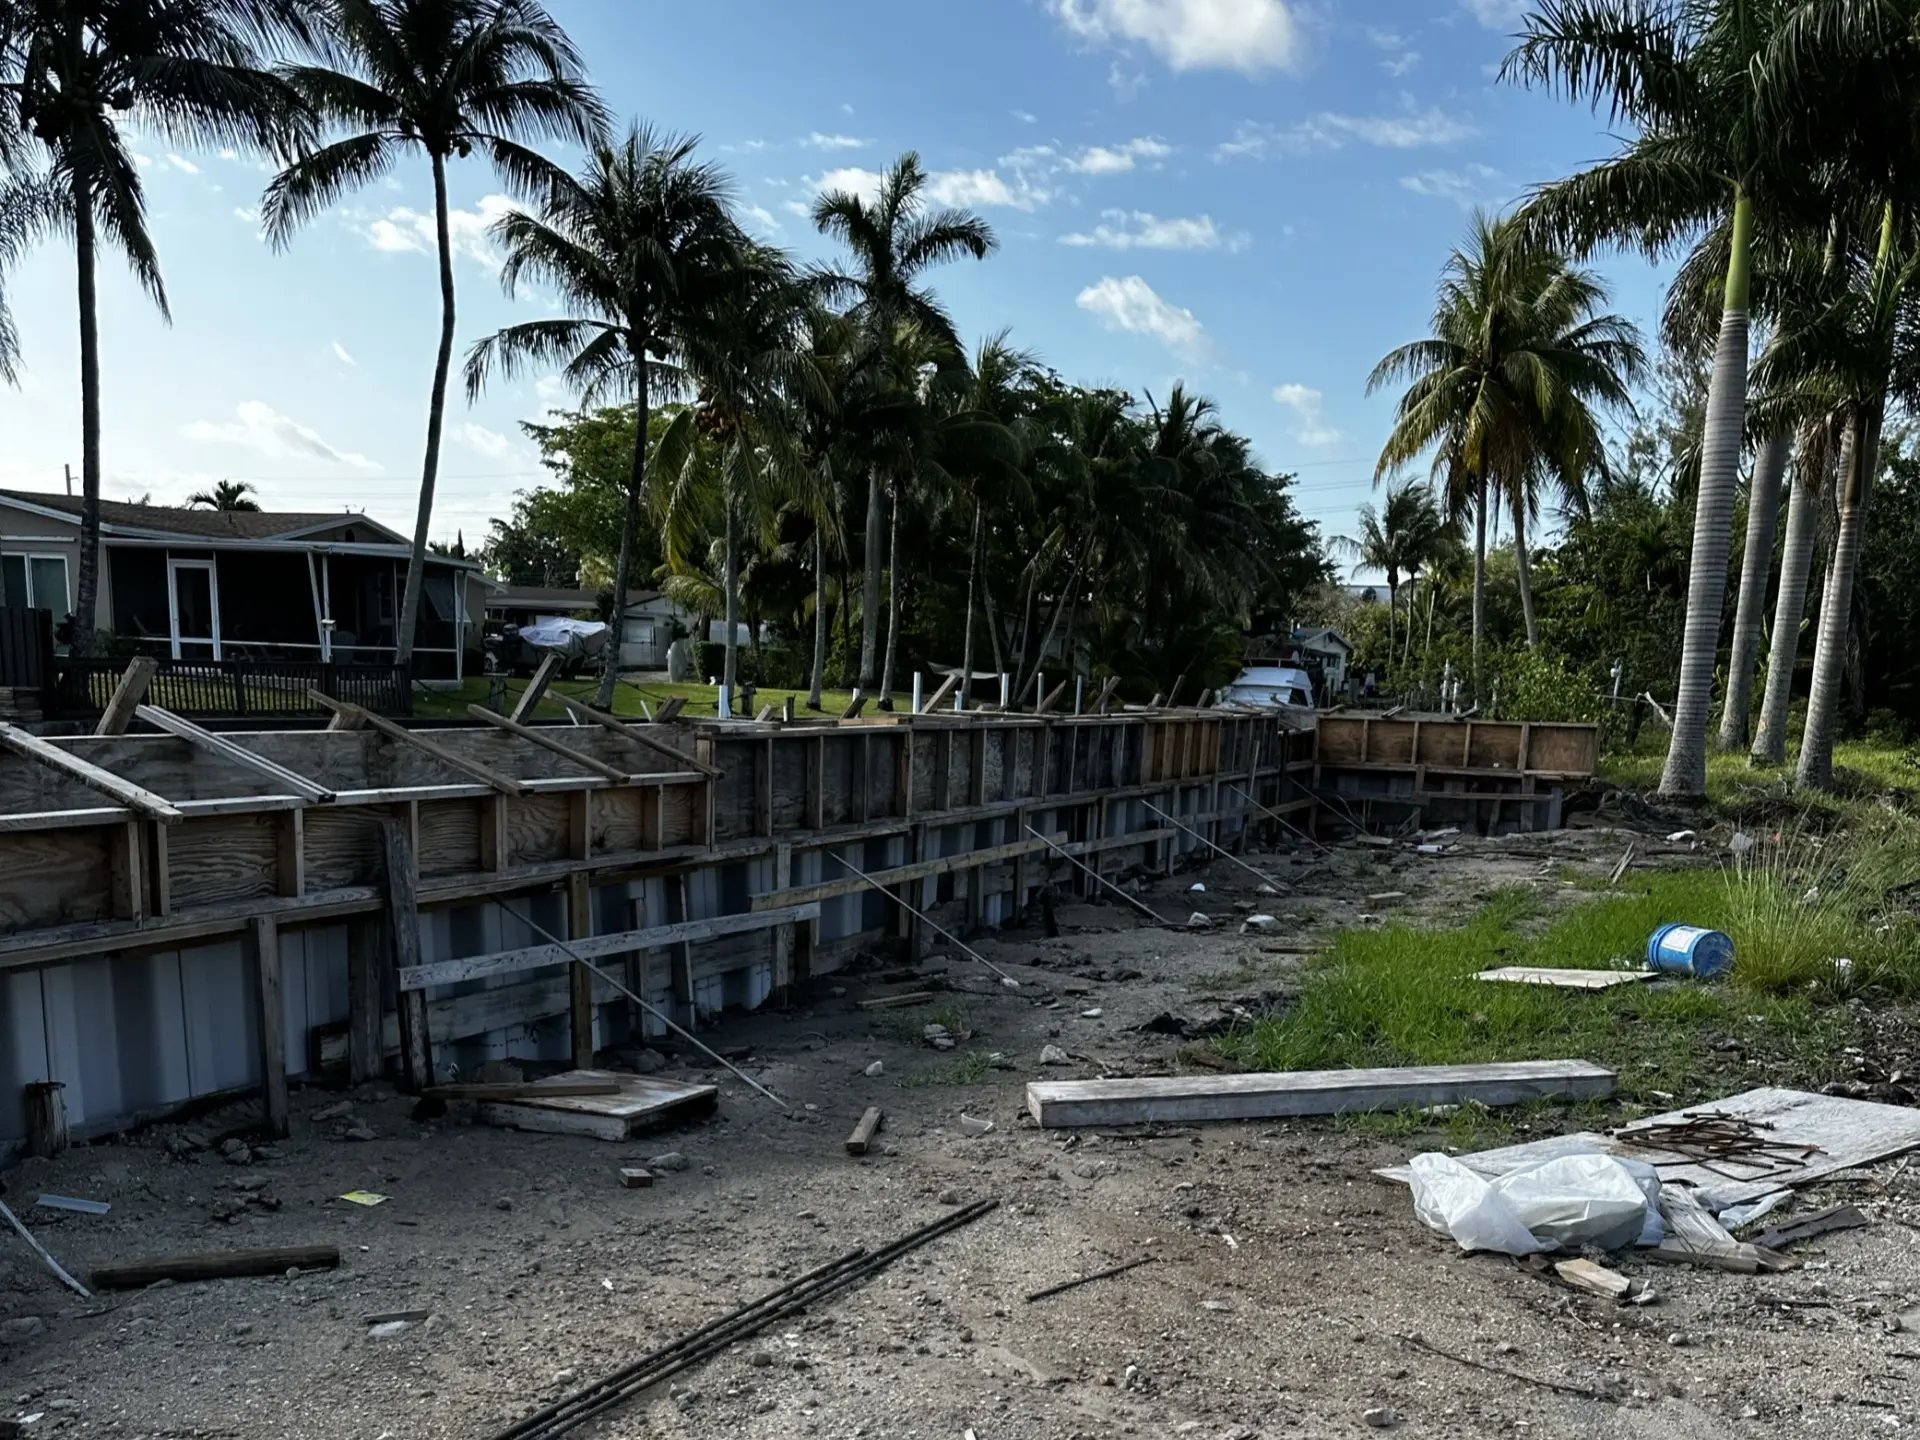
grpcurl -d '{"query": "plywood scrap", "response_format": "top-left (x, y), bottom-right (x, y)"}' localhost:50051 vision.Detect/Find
top-left (1027, 1060), bottom-right (1616, 1128)
top-left (845, 1106), bottom-right (884, 1155)
top-left (423, 1080), bottom-right (621, 1102)
top-left (91, 1244), bottom-right (339, 1290)
top-left (855, 991), bottom-right (935, 1011)
top-left (1753, 1205), bottom-right (1869, 1251)
top-left (618, 1168), bottom-right (655, 1189)
top-left (478, 1068), bottom-right (717, 1142)
top-left (1475, 966), bottom-right (1655, 991)
top-left (1553, 1258), bottom-right (1654, 1304)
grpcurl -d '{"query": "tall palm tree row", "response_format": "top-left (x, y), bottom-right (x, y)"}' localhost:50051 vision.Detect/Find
top-left (1369, 210), bottom-right (1643, 695)
top-left (1335, 480), bottom-right (1452, 665)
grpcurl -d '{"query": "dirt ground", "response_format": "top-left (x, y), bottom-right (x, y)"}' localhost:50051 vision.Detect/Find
top-left (6, 826), bottom-right (1920, 1439)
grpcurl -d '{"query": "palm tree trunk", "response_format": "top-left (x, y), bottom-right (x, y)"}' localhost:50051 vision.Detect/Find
top-left (721, 485), bottom-right (740, 697)
top-left (71, 183), bottom-right (102, 659)
top-left (807, 525), bottom-right (827, 709)
top-left (1797, 407), bottom-right (1878, 791)
top-left (1511, 487), bottom-right (1539, 650)
top-left (1716, 431), bottom-right (1791, 749)
top-left (981, 562), bottom-right (1007, 680)
top-left (959, 504), bottom-right (982, 710)
top-left (879, 490), bottom-right (901, 705)
top-left (1022, 546), bottom-right (1087, 703)
top-left (1751, 429), bottom-right (1827, 765)
top-left (1384, 574), bottom-right (1397, 664)
top-left (395, 152), bottom-right (459, 674)
top-left (1659, 187), bottom-right (1753, 797)
top-left (597, 365), bottom-right (650, 708)
top-left (857, 473), bottom-right (884, 692)
top-left (1470, 472), bottom-right (1487, 699)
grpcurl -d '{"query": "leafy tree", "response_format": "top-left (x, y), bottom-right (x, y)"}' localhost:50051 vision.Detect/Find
top-left (1335, 480), bottom-right (1450, 664)
top-left (265, 0), bottom-right (606, 670)
top-left (2, 0), bottom-right (313, 653)
top-left (187, 479), bottom-right (260, 511)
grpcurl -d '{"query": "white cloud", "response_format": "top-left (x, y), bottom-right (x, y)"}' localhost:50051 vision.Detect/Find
top-left (812, 166), bottom-right (886, 202)
top-left (131, 151), bottom-right (153, 169)
top-left (1382, 50), bottom-right (1421, 77)
top-left (1051, 0), bottom-right (1302, 75)
top-left (812, 165), bottom-right (1046, 211)
top-left (1460, 0), bottom-right (1529, 27)
top-left (534, 375), bottom-right (568, 406)
top-left (1215, 107), bottom-right (1476, 161)
top-left (1012, 109), bottom-right (1039, 123)
top-left (741, 202), bottom-right (782, 234)
top-left (1067, 136), bottom-right (1173, 174)
top-left (1060, 209), bottom-right (1247, 251)
top-left (219, 148), bottom-right (238, 160)
top-left (165, 153), bottom-right (199, 174)
top-left (1274, 383), bottom-right (1341, 447)
top-left (801, 132), bottom-right (869, 150)
top-left (1400, 164), bottom-right (1506, 208)
top-left (1076, 275), bottom-right (1209, 360)
top-left (331, 341), bottom-right (354, 365)
top-left (181, 401), bottom-right (381, 471)
top-left (782, 198), bottom-right (814, 218)
top-left (455, 422), bottom-right (519, 460)
top-left (363, 194), bottom-right (517, 269)
top-left (233, 205), bottom-right (260, 224)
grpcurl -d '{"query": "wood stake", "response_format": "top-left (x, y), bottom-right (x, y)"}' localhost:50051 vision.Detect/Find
top-left (0, 722), bottom-right (184, 822)
top-left (307, 691), bottom-right (530, 795)
top-left (845, 1106), bottom-right (883, 1155)
top-left (510, 652), bottom-right (565, 723)
top-left (94, 656), bottom-right (157, 736)
top-left (551, 694), bottom-right (720, 776)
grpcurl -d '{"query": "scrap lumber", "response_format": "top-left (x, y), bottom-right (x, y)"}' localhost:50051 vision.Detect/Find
top-left (307, 691), bottom-right (531, 795)
top-left (94, 656), bottom-right (158, 736)
top-left (1026, 1060), bottom-right (1617, 1128)
top-left (136, 704), bottom-right (336, 802)
top-left (0, 1198), bottom-right (90, 1297)
top-left (510, 652), bottom-right (565, 723)
top-left (656, 696), bottom-right (688, 722)
top-left (1474, 966), bottom-right (1656, 991)
top-left (423, 1081), bottom-right (621, 1102)
top-left (477, 1069), bottom-right (717, 1141)
top-left (0, 721), bottom-right (184, 822)
top-left (1753, 1205), bottom-right (1869, 1250)
top-left (840, 694), bottom-right (867, 720)
top-left (855, 991), bottom-right (935, 1011)
top-left (551, 693), bottom-right (719, 776)
top-left (91, 1244), bottom-right (340, 1290)
top-left (845, 1106), bottom-right (884, 1155)
top-left (920, 672), bottom-right (960, 714)
top-left (618, 1168), bottom-right (655, 1189)
top-left (1553, 1258), bottom-right (1648, 1302)
top-left (466, 704), bottom-right (634, 783)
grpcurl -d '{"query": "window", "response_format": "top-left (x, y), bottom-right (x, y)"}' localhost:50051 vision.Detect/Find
top-left (1, 553), bottom-right (69, 613)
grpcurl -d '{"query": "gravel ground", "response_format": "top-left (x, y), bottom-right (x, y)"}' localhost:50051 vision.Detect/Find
top-left (4, 829), bottom-right (1919, 1440)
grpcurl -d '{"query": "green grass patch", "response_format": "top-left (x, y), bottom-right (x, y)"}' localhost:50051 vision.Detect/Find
top-left (415, 675), bottom-right (858, 722)
top-left (901, 1049), bottom-right (996, 1088)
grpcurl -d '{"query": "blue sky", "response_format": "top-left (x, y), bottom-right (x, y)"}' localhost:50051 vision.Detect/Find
top-left (0, 0), bottom-right (1672, 559)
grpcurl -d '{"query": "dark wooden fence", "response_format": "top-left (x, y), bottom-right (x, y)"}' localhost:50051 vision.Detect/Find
top-left (0, 607), bottom-right (54, 693)
top-left (50, 658), bottom-right (412, 720)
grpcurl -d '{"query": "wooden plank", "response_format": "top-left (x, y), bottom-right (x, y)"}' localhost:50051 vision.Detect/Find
top-left (91, 1245), bottom-right (340, 1291)
top-left (424, 1081), bottom-right (620, 1101)
top-left (346, 912), bottom-right (385, 1084)
top-left (0, 722), bottom-right (185, 822)
top-left (1474, 966), bottom-right (1656, 990)
top-left (307, 690), bottom-right (531, 795)
top-left (840, 694), bottom-right (867, 720)
top-left (657, 697), bottom-right (688, 722)
top-left (567, 870), bottom-right (595, 1070)
top-left (754, 833), bottom-right (1062, 910)
top-left (1026, 1060), bottom-right (1617, 1128)
top-left (245, 915), bottom-right (289, 1139)
top-left (846, 1106), bottom-right (884, 1155)
top-left (477, 1068), bottom-right (718, 1142)
top-left (133, 705), bottom-right (335, 802)
top-left (1376, 1087), bottom-right (1920, 1206)
top-left (379, 819), bottom-right (432, 1093)
top-left (467, 704), bottom-right (636, 784)
top-left (94, 656), bottom-right (158, 736)
top-left (509, 652), bottom-right (565, 723)
top-left (921, 672), bottom-right (960, 714)
top-left (396, 902), bottom-right (822, 991)
top-left (855, 991), bottom-right (935, 1011)
top-left (551, 694), bottom-right (720, 776)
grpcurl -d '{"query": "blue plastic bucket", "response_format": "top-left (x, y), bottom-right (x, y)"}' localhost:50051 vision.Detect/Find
top-left (1647, 923), bottom-right (1734, 978)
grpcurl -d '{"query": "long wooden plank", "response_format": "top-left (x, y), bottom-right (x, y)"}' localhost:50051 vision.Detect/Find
top-left (1475, 966), bottom-right (1655, 990)
top-left (247, 915), bottom-right (289, 1139)
top-left (0, 721), bottom-right (185, 822)
top-left (94, 656), bottom-right (158, 736)
top-left (307, 690), bottom-right (531, 795)
top-left (1025, 1060), bottom-right (1617, 1128)
top-left (135, 704), bottom-right (335, 803)
top-left (753, 832), bottom-right (1064, 910)
top-left (380, 819), bottom-right (432, 1092)
top-left (509, 652), bottom-right (564, 724)
top-left (397, 902), bottom-right (822, 990)
top-left (91, 1245), bottom-right (339, 1291)
top-left (552, 694), bottom-right (720, 777)
top-left (468, 703), bottom-right (634, 784)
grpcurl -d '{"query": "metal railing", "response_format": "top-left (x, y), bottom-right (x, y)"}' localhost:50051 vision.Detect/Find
top-left (50, 657), bottom-right (412, 720)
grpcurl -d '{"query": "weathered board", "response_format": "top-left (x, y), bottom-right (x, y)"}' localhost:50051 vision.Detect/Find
top-left (1375, 1087), bottom-right (1920, 1205)
top-left (1026, 1059), bottom-right (1616, 1128)
top-left (478, 1068), bottom-right (718, 1141)
top-left (1474, 966), bottom-right (1656, 990)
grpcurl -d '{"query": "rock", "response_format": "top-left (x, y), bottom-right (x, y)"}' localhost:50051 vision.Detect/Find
top-left (632, 1049), bottom-right (668, 1075)
top-left (937, 1188), bottom-right (962, 1205)
top-left (1363, 1407), bottom-right (1398, 1429)
top-left (367, 1321), bottom-right (413, 1339)
top-left (342, 1124), bottom-right (376, 1143)
top-left (1256, 883), bottom-right (1279, 896)
top-left (1186, 912), bottom-right (1212, 928)
top-left (311, 1101), bottom-right (353, 1123)
top-left (1079, 1008), bottom-right (1103, 1019)
top-left (222, 1146), bottom-right (253, 1166)
top-left (1, 1316), bottom-right (46, 1342)
top-left (647, 1152), bottom-right (690, 1173)
top-left (755, 1398), bottom-right (777, 1414)
top-left (958, 1113), bottom-right (994, 1136)
top-left (1189, 882), bottom-right (1207, 893)
top-left (864, 1061), bottom-right (885, 1078)
top-left (1239, 914), bottom-right (1278, 934)
top-left (494, 1197), bottom-right (514, 1211)
top-left (220, 1137), bottom-right (247, 1156)
top-left (1200, 1300), bottom-right (1233, 1312)
top-left (1039, 1044), bottom-right (1071, 1067)
top-left (554, 1368), bottom-right (576, 1385)
top-left (749, 1350), bottom-right (775, 1368)
top-left (472, 1059), bottom-right (524, 1085)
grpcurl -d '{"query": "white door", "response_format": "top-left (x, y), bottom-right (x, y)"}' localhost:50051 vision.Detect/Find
top-left (168, 559), bottom-right (221, 660)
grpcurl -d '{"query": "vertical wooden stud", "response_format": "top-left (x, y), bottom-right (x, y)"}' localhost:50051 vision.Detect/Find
top-left (346, 911), bottom-right (386, 1083)
top-left (379, 819), bottom-right (432, 1094)
top-left (567, 789), bottom-right (592, 861)
top-left (247, 914), bottom-right (289, 1139)
top-left (110, 818), bottom-right (146, 921)
top-left (773, 842), bottom-right (794, 1001)
top-left (480, 793), bottom-right (510, 871)
top-left (567, 871), bottom-right (594, 1069)
top-left (276, 808), bottom-right (305, 897)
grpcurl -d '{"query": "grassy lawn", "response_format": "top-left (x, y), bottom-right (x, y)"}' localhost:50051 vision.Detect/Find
top-left (415, 674), bottom-right (858, 722)
top-left (1600, 733), bottom-right (1916, 805)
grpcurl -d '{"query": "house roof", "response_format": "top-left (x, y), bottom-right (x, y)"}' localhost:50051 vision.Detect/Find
top-left (0, 488), bottom-right (404, 544)
top-left (486, 586), bottom-right (665, 610)
top-left (1292, 626), bottom-right (1353, 654)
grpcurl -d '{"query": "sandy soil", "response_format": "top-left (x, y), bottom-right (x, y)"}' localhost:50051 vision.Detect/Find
top-left (5, 827), bottom-right (1919, 1440)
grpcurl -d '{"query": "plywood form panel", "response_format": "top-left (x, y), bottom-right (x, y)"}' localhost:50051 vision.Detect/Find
top-left (821, 736), bottom-right (854, 826)
top-left (593, 786), bottom-right (648, 854)
top-left (415, 799), bottom-right (483, 878)
top-left (910, 734), bottom-right (938, 812)
top-left (658, 785), bottom-right (700, 847)
top-left (302, 804), bottom-right (403, 890)
top-left (708, 739), bottom-right (758, 840)
top-left (771, 738), bottom-right (811, 831)
top-left (0, 829), bottom-right (118, 931)
top-left (166, 812), bottom-right (280, 908)
top-left (507, 793), bottom-right (572, 863)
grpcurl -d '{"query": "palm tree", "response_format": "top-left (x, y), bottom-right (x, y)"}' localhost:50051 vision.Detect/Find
top-left (1750, 417), bottom-right (1836, 764)
top-left (264, 0), bottom-right (606, 672)
top-left (187, 479), bottom-right (261, 511)
top-left (462, 124), bottom-right (747, 707)
top-left (1502, 0), bottom-right (1892, 795)
top-left (1334, 480), bottom-right (1449, 665)
top-left (2, 0), bottom-right (313, 654)
top-left (1369, 211), bottom-right (1642, 690)
top-left (812, 152), bottom-right (996, 695)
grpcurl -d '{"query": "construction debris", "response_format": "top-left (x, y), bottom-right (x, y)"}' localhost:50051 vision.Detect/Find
top-left (0, 1198), bottom-right (90, 1298)
top-left (1474, 966), bottom-right (1655, 991)
top-left (1024, 1255), bottom-right (1154, 1304)
top-left (1753, 1205), bottom-right (1869, 1251)
top-left (845, 1107), bottom-right (884, 1156)
top-left (1554, 1258), bottom-right (1655, 1304)
top-left (91, 1243), bottom-right (340, 1291)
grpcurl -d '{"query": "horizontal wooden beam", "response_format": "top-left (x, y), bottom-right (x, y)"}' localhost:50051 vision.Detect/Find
top-left (134, 704), bottom-right (334, 803)
top-left (466, 703), bottom-right (635, 784)
top-left (753, 832), bottom-right (1065, 910)
top-left (397, 902), bottom-right (821, 991)
top-left (307, 690), bottom-right (530, 795)
top-left (0, 722), bottom-right (184, 823)
top-left (552, 694), bottom-right (720, 777)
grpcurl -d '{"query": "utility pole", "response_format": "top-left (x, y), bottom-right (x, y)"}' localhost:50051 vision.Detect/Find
top-left (64, 464), bottom-right (73, 497)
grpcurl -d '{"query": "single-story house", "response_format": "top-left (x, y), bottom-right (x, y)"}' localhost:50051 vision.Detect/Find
top-left (0, 489), bottom-right (489, 680)
top-left (1291, 626), bottom-right (1354, 695)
